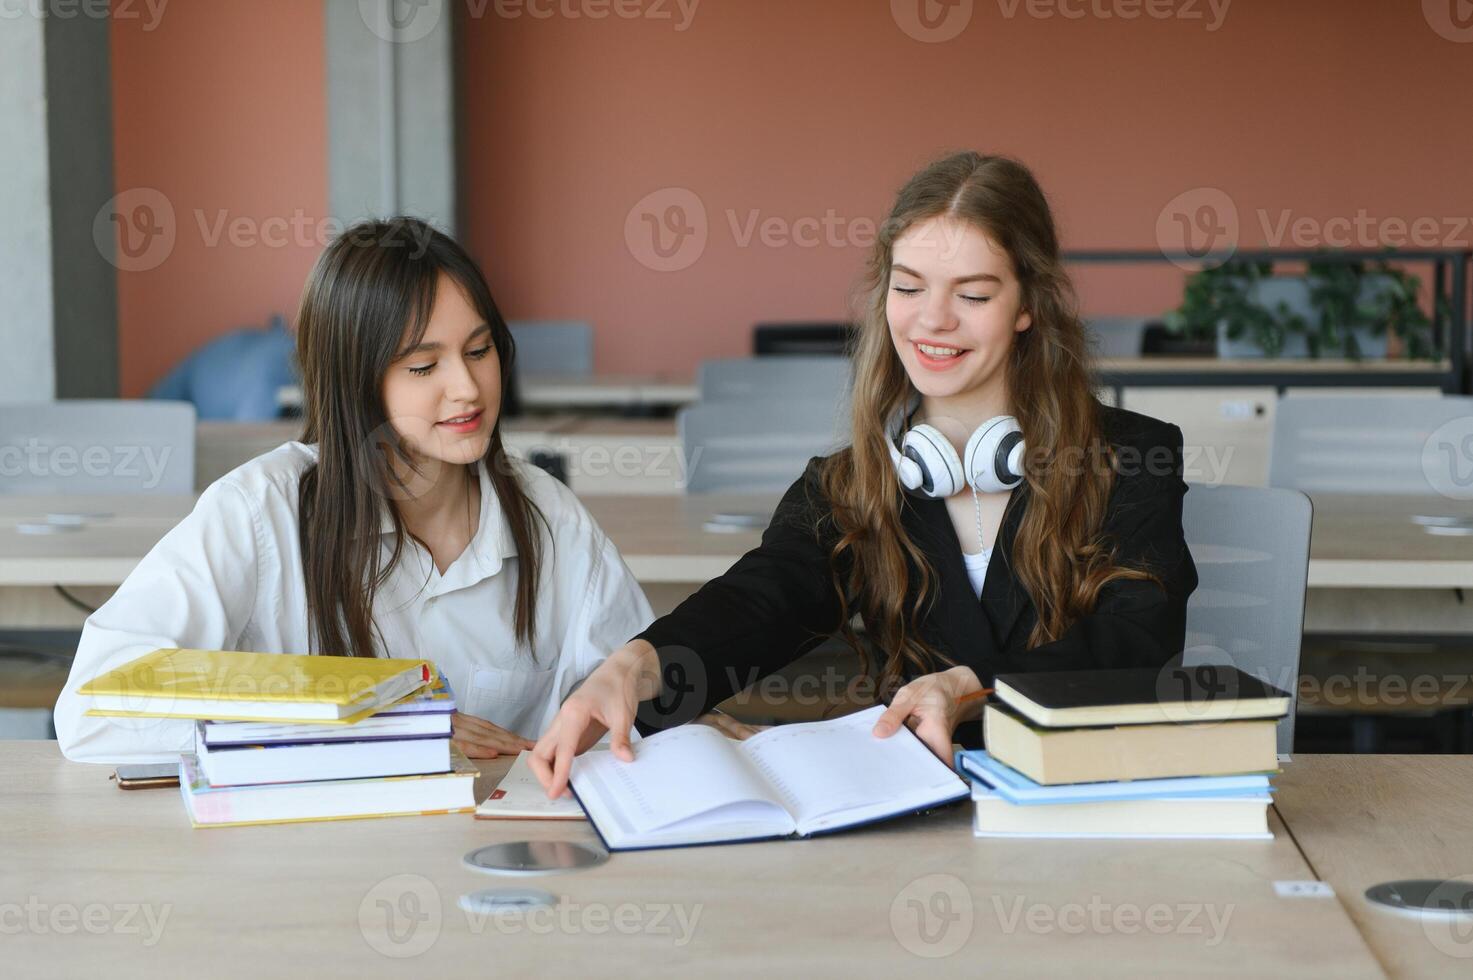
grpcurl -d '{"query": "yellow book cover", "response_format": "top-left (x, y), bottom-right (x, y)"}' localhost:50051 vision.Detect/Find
top-left (80, 648), bottom-right (432, 722)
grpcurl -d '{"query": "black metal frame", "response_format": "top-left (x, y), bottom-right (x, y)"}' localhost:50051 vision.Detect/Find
top-left (1064, 249), bottom-right (1472, 397)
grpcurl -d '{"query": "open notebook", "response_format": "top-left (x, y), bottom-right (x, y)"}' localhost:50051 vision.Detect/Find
top-left (569, 705), bottom-right (968, 851)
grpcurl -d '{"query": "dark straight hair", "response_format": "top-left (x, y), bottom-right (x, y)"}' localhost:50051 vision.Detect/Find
top-left (294, 217), bottom-right (546, 658)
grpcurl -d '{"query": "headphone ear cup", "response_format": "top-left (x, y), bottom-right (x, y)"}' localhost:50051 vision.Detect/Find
top-left (901, 424), bottom-right (964, 498)
top-left (964, 416), bottom-right (1026, 494)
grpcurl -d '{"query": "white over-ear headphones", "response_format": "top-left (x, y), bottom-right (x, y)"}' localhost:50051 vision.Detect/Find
top-left (886, 400), bottom-right (1026, 497)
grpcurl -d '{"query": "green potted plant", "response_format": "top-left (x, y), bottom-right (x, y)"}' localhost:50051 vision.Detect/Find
top-left (1166, 256), bottom-right (1440, 360)
top-left (1306, 258), bottom-right (1437, 361)
top-left (1164, 260), bottom-right (1310, 358)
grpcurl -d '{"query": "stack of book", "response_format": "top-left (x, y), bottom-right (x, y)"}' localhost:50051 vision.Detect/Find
top-left (957, 666), bottom-right (1290, 840)
top-left (80, 648), bottom-right (477, 827)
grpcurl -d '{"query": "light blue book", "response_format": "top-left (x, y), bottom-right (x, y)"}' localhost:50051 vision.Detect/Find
top-left (955, 749), bottom-right (1272, 806)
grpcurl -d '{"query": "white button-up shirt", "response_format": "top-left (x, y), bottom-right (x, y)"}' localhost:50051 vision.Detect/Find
top-left (54, 442), bottom-right (654, 764)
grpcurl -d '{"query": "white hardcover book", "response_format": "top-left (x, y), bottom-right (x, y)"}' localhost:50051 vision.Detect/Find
top-left (196, 730), bottom-right (452, 786)
top-left (179, 750), bottom-right (476, 827)
top-left (569, 706), bottom-right (968, 851)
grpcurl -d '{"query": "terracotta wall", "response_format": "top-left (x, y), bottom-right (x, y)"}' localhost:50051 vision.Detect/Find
top-left (111, 0), bottom-right (326, 396)
top-left (112, 1), bottom-right (1473, 388)
top-left (459, 0), bottom-right (1473, 374)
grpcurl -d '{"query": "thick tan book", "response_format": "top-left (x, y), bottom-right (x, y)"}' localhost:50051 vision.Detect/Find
top-left (983, 703), bottom-right (1279, 785)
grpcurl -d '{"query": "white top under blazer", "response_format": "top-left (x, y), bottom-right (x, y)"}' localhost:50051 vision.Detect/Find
top-left (54, 443), bottom-right (654, 764)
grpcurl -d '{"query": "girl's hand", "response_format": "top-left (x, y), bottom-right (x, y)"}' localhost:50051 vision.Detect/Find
top-left (693, 711), bottom-right (770, 741)
top-left (530, 640), bottom-right (663, 798)
top-left (871, 666), bottom-right (987, 763)
top-left (451, 711), bottom-right (536, 759)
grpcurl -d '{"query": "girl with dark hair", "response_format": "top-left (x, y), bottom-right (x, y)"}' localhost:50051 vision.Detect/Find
top-left (533, 153), bottom-right (1199, 795)
top-left (57, 218), bottom-right (653, 763)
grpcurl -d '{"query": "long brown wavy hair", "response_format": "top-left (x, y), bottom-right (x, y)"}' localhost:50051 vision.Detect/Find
top-left (295, 218), bottom-right (545, 658)
top-left (819, 152), bottom-right (1156, 691)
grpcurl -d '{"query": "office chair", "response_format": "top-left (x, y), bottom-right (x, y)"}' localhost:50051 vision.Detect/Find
top-left (1180, 483), bottom-right (1314, 756)
top-left (752, 322), bottom-right (856, 357)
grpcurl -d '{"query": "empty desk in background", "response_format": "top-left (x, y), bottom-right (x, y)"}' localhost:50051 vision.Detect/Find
top-left (518, 375), bottom-right (698, 413)
top-left (5, 498), bottom-right (1467, 627)
top-left (194, 418), bottom-right (582, 491)
top-left (1, 740), bottom-right (1389, 978)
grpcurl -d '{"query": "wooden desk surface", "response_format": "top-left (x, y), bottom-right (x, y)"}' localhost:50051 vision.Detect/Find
top-left (1, 492), bottom-right (1471, 589)
top-left (1, 742), bottom-right (1383, 978)
top-left (1274, 754), bottom-right (1473, 979)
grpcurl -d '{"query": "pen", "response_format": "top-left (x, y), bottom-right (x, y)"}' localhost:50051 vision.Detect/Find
top-left (957, 687), bottom-right (993, 706)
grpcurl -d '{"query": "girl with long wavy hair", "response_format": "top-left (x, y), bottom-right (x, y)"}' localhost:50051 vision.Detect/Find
top-left (531, 152), bottom-right (1198, 793)
top-left (57, 218), bottom-right (653, 764)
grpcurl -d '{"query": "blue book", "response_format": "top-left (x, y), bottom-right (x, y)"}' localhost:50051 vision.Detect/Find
top-left (955, 749), bottom-right (1272, 805)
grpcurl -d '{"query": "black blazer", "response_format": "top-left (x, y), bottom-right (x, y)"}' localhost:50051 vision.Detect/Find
top-left (634, 405), bottom-right (1199, 739)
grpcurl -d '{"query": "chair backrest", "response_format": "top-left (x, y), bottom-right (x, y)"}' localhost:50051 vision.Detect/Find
top-left (1179, 483), bottom-right (1312, 755)
top-left (148, 315), bottom-right (296, 421)
top-left (697, 356), bottom-right (851, 406)
top-left (1083, 316), bottom-right (1148, 358)
top-left (0, 400), bottom-right (196, 495)
top-left (508, 320), bottom-right (594, 377)
top-left (752, 322), bottom-right (855, 357)
top-left (1269, 394), bottom-right (1473, 496)
top-left (679, 399), bottom-right (849, 494)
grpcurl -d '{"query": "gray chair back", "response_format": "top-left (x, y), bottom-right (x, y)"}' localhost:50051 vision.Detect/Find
top-left (0, 400), bottom-right (196, 495)
top-left (1180, 483), bottom-right (1312, 755)
top-left (697, 356), bottom-right (851, 406)
top-left (1269, 395), bottom-right (1473, 495)
top-left (508, 320), bottom-right (594, 376)
top-left (679, 399), bottom-right (849, 494)
top-left (1083, 316), bottom-right (1148, 358)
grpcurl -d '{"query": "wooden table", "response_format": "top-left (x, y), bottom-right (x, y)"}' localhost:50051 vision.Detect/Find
top-left (1, 742), bottom-right (1390, 978)
top-left (1274, 755), bottom-right (1473, 978)
top-left (3, 492), bottom-right (1473, 591)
